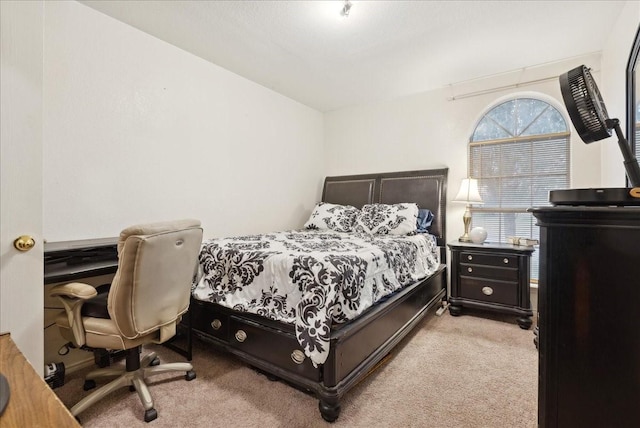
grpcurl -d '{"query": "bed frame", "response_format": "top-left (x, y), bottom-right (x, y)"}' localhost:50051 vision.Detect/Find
top-left (190, 168), bottom-right (448, 422)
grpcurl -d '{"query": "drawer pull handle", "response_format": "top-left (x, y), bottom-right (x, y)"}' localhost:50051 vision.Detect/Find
top-left (291, 350), bottom-right (305, 365)
top-left (482, 286), bottom-right (494, 296)
top-left (235, 329), bottom-right (247, 342)
top-left (467, 267), bottom-right (473, 273)
top-left (467, 255), bottom-right (473, 261)
top-left (210, 319), bottom-right (222, 330)
top-left (503, 258), bottom-right (509, 264)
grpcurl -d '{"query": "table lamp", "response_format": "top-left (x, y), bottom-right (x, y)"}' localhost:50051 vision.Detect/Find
top-left (453, 178), bottom-right (484, 242)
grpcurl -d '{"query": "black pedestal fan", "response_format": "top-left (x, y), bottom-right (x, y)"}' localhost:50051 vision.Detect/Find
top-left (550, 65), bottom-right (640, 205)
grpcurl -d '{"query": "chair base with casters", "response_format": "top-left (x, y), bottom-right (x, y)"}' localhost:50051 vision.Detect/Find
top-left (72, 346), bottom-right (195, 422)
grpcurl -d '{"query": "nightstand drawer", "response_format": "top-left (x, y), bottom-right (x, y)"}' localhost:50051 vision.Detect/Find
top-left (460, 251), bottom-right (517, 267)
top-left (459, 277), bottom-right (518, 306)
top-left (459, 263), bottom-right (518, 281)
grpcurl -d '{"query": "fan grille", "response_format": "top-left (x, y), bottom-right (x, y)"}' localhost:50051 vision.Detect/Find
top-left (559, 65), bottom-right (611, 143)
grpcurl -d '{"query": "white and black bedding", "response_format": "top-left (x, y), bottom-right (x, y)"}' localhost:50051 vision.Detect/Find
top-left (192, 227), bottom-right (440, 366)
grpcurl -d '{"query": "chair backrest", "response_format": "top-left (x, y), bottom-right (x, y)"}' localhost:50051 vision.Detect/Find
top-left (107, 219), bottom-right (203, 339)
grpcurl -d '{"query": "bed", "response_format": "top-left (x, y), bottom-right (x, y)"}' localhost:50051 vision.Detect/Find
top-left (189, 168), bottom-right (448, 422)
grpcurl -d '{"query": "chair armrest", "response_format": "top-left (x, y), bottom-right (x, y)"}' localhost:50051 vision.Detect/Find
top-left (50, 282), bottom-right (97, 299)
top-left (50, 282), bottom-right (98, 347)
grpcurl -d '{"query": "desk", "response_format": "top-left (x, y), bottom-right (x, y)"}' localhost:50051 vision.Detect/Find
top-left (0, 333), bottom-right (80, 427)
top-left (44, 238), bottom-right (120, 371)
top-left (44, 237), bottom-right (118, 285)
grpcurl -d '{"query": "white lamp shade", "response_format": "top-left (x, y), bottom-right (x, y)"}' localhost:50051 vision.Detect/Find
top-left (454, 178), bottom-right (484, 204)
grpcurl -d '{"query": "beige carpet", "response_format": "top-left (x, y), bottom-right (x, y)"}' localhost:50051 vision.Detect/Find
top-left (55, 310), bottom-right (538, 428)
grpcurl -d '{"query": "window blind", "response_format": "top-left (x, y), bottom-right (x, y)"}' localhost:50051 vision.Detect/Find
top-left (469, 134), bottom-right (569, 281)
top-left (635, 122), bottom-right (639, 165)
top-left (468, 98), bottom-right (570, 282)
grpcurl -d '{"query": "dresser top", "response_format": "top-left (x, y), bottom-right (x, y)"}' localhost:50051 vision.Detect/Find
top-left (529, 206), bottom-right (640, 227)
top-left (529, 206), bottom-right (640, 213)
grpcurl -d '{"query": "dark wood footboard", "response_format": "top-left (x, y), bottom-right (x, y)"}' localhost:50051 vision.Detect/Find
top-left (191, 264), bottom-right (446, 422)
top-left (324, 263), bottom-right (446, 387)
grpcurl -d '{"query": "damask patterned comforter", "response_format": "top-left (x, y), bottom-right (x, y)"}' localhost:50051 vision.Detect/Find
top-left (192, 230), bottom-right (440, 366)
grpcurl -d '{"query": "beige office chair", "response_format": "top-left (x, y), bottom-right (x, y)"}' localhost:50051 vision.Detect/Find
top-left (50, 219), bottom-right (203, 422)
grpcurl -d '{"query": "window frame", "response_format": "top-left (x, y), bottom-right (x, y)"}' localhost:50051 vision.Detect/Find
top-left (467, 96), bottom-right (571, 282)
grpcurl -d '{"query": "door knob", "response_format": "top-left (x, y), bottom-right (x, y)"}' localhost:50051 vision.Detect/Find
top-left (13, 235), bottom-right (35, 252)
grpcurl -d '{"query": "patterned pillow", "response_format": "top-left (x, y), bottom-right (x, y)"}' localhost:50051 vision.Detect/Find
top-left (354, 203), bottom-right (419, 236)
top-left (304, 202), bottom-right (359, 233)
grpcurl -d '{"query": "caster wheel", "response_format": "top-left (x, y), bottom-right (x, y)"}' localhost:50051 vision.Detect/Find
top-left (150, 357), bottom-right (161, 366)
top-left (129, 385), bottom-right (136, 392)
top-left (83, 379), bottom-right (96, 391)
top-left (185, 370), bottom-right (196, 381)
top-left (144, 408), bottom-right (158, 422)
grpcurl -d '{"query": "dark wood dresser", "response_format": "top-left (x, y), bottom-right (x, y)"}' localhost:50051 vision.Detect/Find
top-left (531, 206), bottom-right (640, 428)
top-left (448, 241), bottom-right (534, 329)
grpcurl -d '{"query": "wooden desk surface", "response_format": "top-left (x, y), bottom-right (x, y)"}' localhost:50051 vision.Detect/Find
top-left (44, 236), bottom-right (118, 253)
top-left (0, 333), bottom-right (80, 427)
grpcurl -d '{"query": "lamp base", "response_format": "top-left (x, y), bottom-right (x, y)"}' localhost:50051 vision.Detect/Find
top-left (458, 234), bottom-right (471, 242)
top-left (459, 204), bottom-right (473, 243)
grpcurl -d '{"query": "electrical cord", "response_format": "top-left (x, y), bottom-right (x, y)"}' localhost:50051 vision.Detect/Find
top-left (58, 344), bottom-right (70, 356)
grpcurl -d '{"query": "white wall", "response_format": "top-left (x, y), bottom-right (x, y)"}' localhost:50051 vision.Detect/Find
top-left (324, 54), bottom-right (604, 244)
top-left (600, 1), bottom-right (640, 187)
top-left (41, 1), bottom-right (637, 244)
top-left (43, 1), bottom-right (324, 242)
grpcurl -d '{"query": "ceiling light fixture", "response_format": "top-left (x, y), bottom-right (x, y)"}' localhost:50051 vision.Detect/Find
top-left (340, 0), bottom-right (352, 18)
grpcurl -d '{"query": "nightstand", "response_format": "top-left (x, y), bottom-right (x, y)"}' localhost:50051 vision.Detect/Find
top-left (447, 241), bottom-right (534, 329)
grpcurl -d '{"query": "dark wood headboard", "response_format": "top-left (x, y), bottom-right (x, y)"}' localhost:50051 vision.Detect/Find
top-left (321, 168), bottom-right (448, 248)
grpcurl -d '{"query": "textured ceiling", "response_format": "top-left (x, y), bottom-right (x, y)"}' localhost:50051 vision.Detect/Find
top-left (80, 0), bottom-right (626, 112)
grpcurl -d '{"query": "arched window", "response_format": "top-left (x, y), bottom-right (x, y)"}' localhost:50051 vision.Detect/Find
top-left (469, 97), bottom-right (569, 281)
